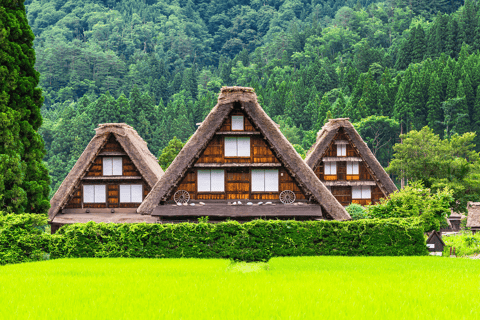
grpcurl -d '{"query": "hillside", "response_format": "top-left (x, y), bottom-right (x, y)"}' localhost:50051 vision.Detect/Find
top-left (26, 0), bottom-right (474, 194)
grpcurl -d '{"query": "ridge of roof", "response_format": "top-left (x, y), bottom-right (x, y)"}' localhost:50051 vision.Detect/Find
top-left (138, 87), bottom-right (350, 220)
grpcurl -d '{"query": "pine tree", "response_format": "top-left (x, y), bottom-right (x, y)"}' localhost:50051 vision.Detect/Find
top-left (473, 85), bottom-right (480, 147)
top-left (454, 80), bottom-right (470, 135)
top-left (157, 137), bottom-right (184, 170)
top-left (445, 18), bottom-right (459, 58)
top-left (393, 81), bottom-right (413, 135)
top-left (0, 0), bottom-right (50, 213)
top-left (426, 75), bottom-right (443, 135)
top-left (412, 25), bottom-right (426, 63)
top-left (446, 72), bottom-right (457, 100)
top-left (314, 94), bottom-right (330, 131)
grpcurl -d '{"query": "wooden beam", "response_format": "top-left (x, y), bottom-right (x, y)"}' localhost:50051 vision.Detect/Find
top-left (215, 131), bottom-right (261, 135)
top-left (323, 181), bottom-right (377, 186)
top-left (194, 163), bottom-right (282, 168)
top-left (323, 157), bottom-right (362, 162)
top-left (98, 151), bottom-right (127, 156)
top-left (82, 176), bottom-right (143, 180)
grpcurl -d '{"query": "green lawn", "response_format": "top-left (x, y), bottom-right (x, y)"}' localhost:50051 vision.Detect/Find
top-left (1, 257), bottom-right (479, 319)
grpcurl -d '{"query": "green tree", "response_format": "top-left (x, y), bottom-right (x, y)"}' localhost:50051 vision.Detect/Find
top-left (0, 1), bottom-right (50, 213)
top-left (157, 137), bottom-right (184, 170)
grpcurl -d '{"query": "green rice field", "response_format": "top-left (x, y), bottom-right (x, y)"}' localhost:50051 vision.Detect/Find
top-left (1, 257), bottom-right (480, 319)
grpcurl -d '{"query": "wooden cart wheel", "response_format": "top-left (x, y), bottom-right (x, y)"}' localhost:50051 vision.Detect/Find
top-left (279, 190), bottom-right (296, 204)
top-left (174, 190), bottom-right (190, 204)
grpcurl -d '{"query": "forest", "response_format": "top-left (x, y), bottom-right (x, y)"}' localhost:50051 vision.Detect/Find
top-left (27, 0), bottom-right (478, 199)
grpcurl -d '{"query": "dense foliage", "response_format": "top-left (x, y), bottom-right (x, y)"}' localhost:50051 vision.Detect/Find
top-left (366, 181), bottom-right (453, 232)
top-left (0, 214), bottom-right (50, 265)
top-left (345, 203), bottom-right (368, 220)
top-left (48, 218), bottom-right (428, 261)
top-left (0, 0), bottom-right (50, 213)
top-left (387, 127), bottom-right (480, 212)
top-left (443, 232), bottom-right (480, 257)
top-left (29, 0), bottom-right (480, 195)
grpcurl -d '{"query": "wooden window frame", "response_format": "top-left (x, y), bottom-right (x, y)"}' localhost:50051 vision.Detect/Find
top-left (83, 184), bottom-right (107, 204)
top-left (119, 184), bottom-right (143, 203)
top-left (231, 115), bottom-right (244, 131)
top-left (251, 169), bottom-right (279, 193)
top-left (102, 157), bottom-right (123, 176)
top-left (197, 169), bottom-right (225, 193)
top-left (224, 136), bottom-right (251, 158)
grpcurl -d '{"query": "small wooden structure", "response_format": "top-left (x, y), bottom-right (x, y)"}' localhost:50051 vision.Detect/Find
top-left (466, 202), bottom-right (480, 234)
top-left (137, 87), bottom-right (350, 222)
top-left (305, 118), bottom-right (397, 206)
top-left (426, 231), bottom-right (445, 255)
top-left (48, 123), bottom-right (164, 233)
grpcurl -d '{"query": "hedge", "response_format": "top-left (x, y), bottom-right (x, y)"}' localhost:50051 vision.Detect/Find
top-left (1, 215), bottom-right (428, 265)
top-left (0, 214), bottom-right (50, 265)
top-left (50, 218), bottom-right (428, 261)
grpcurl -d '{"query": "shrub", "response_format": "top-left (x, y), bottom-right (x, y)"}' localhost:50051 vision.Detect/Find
top-left (443, 232), bottom-right (480, 257)
top-left (366, 181), bottom-right (453, 232)
top-left (49, 218), bottom-right (428, 261)
top-left (346, 203), bottom-right (369, 220)
top-left (0, 214), bottom-right (50, 265)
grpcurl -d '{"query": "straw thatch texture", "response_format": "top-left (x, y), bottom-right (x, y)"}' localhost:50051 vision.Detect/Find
top-left (48, 123), bottom-right (164, 220)
top-left (138, 87), bottom-right (350, 220)
top-left (466, 202), bottom-right (480, 228)
top-left (305, 118), bottom-right (397, 196)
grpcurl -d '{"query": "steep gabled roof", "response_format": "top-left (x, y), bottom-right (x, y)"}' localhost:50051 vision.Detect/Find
top-left (138, 87), bottom-right (350, 220)
top-left (305, 118), bottom-right (397, 196)
top-left (48, 123), bottom-right (164, 220)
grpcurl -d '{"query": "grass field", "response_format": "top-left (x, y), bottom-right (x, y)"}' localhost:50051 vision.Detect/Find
top-left (1, 257), bottom-right (480, 319)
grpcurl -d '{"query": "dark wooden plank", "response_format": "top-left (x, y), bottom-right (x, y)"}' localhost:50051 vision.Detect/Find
top-left (194, 163), bottom-right (282, 168)
top-left (215, 131), bottom-right (261, 135)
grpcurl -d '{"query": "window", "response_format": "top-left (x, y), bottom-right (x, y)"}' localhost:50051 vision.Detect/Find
top-left (252, 169), bottom-right (278, 192)
top-left (103, 157), bottom-right (122, 176)
top-left (225, 137), bottom-right (250, 157)
top-left (83, 185), bottom-right (106, 203)
top-left (347, 161), bottom-right (359, 175)
top-left (337, 144), bottom-right (346, 156)
top-left (197, 169), bottom-right (225, 192)
top-left (231, 115), bottom-right (244, 130)
top-left (120, 185), bottom-right (143, 203)
top-left (324, 162), bottom-right (337, 175)
top-left (352, 186), bottom-right (371, 199)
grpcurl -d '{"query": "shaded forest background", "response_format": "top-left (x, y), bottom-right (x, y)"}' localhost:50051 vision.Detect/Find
top-left (28, 0), bottom-right (478, 195)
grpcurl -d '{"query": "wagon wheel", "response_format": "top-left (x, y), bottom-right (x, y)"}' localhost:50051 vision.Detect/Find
top-left (280, 190), bottom-right (296, 204)
top-left (174, 190), bottom-right (190, 204)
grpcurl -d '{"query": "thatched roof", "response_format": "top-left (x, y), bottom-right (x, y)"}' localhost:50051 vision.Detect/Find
top-left (138, 87), bottom-right (350, 220)
top-left (305, 118), bottom-right (397, 196)
top-left (466, 202), bottom-right (480, 228)
top-left (48, 123), bottom-right (164, 220)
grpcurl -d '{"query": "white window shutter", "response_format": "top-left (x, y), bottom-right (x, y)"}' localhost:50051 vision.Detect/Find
top-left (231, 115), bottom-right (244, 130)
top-left (352, 186), bottom-right (362, 199)
top-left (251, 169), bottom-right (265, 192)
top-left (131, 185), bottom-right (143, 202)
top-left (237, 137), bottom-right (250, 157)
top-left (112, 157), bottom-right (123, 175)
top-left (94, 185), bottom-right (106, 203)
top-left (342, 145), bottom-right (346, 156)
top-left (264, 169), bottom-right (279, 192)
top-left (347, 162), bottom-right (353, 174)
top-left (197, 170), bottom-right (211, 192)
top-left (362, 186), bottom-right (371, 199)
top-left (331, 162), bottom-right (337, 174)
top-left (224, 137), bottom-right (237, 157)
top-left (353, 162), bottom-right (359, 175)
top-left (84, 185), bottom-right (95, 203)
top-left (337, 144), bottom-right (346, 156)
top-left (325, 163), bottom-right (331, 175)
top-left (103, 157), bottom-right (113, 175)
top-left (120, 185), bottom-right (131, 203)
top-left (210, 169), bottom-right (225, 192)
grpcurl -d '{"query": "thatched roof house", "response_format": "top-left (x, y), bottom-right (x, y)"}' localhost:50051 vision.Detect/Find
top-left (138, 87), bottom-right (350, 222)
top-left (48, 123), bottom-right (164, 233)
top-left (305, 118), bottom-right (397, 206)
top-left (466, 202), bottom-right (480, 233)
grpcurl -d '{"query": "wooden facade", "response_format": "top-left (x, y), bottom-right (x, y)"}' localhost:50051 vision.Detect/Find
top-left (312, 128), bottom-right (388, 206)
top-left (169, 107), bottom-right (306, 203)
top-left (64, 134), bottom-right (151, 211)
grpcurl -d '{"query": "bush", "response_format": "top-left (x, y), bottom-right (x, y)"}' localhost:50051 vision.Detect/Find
top-left (443, 232), bottom-right (480, 257)
top-left (346, 204), bottom-right (369, 220)
top-left (0, 214), bottom-right (50, 265)
top-left (366, 181), bottom-right (453, 232)
top-left (49, 218), bottom-right (428, 261)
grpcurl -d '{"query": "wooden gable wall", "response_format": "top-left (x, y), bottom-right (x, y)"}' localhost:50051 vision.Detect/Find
top-left (65, 134), bottom-right (150, 210)
top-left (169, 107), bottom-right (306, 202)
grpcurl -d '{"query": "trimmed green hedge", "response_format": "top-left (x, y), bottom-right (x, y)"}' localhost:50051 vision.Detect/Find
top-left (0, 214), bottom-right (50, 265)
top-left (50, 218), bottom-right (428, 261)
top-left (0, 215), bottom-right (428, 265)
